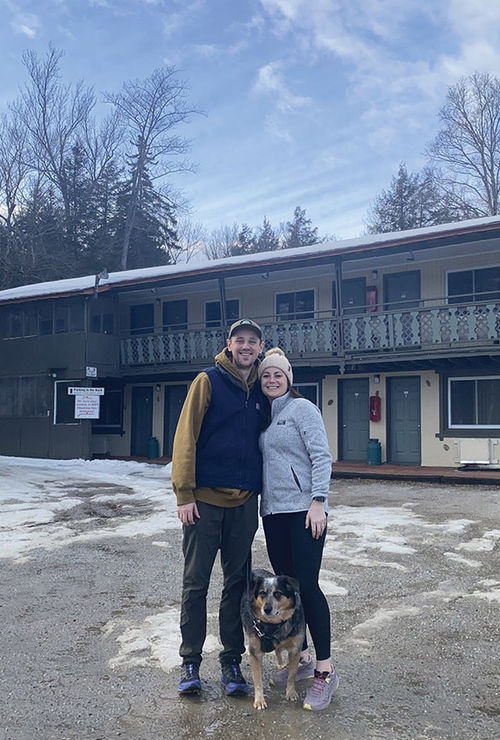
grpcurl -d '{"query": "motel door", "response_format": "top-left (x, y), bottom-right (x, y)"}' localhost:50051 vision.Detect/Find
top-left (339, 378), bottom-right (370, 461)
top-left (387, 376), bottom-right (421, 464)
top-left (131, 386), bottom-right (153, 457)
top-left (163, 385), bottom-right (188, 457)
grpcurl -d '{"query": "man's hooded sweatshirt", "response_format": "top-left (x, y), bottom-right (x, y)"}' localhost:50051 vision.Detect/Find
top-left (172, 348), bottom-right (262, 507)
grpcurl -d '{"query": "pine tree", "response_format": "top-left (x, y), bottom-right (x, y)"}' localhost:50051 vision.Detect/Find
top-left (366, 163), bottom-right (458, 234)
top-left (283, 206), bottom-right (319, 248)
top-left (255, 217), bottom-right (280, 252)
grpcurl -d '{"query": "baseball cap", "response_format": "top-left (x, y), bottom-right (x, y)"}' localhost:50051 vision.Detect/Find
top-left (228, 318), bottom-right (263, 339)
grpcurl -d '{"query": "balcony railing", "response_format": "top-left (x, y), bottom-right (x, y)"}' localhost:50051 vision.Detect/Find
top-left (120, 298), bottom-right (500, 368)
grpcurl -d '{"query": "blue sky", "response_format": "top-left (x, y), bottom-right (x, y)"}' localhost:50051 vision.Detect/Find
top-left (1, 0), bottom-right (500, 239)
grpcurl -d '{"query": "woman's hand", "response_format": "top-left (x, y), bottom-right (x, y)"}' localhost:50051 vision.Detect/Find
top-left (305, 500), bottom-right (327, 539)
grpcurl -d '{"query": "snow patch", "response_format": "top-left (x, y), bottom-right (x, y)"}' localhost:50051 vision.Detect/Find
top-left (319, 570), bottom-right (348, 596)
top-left (456, 530), bottom-right (500, 553)
top-left (469, 579), bottom-right (500, 604)
top-left (105, 608), bottom-right (220, 673)
top-left (444, 552), bottom-right (483, 568)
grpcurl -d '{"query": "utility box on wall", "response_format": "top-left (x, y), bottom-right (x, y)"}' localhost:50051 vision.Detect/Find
top-left (455, 439), bottom-right (499, 467)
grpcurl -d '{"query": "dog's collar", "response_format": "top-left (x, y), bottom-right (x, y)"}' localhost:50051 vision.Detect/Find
top-left (252, 618), bottom-right (286, 640)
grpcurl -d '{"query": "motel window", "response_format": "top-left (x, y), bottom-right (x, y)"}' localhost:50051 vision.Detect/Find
top-left (0, 376), bottom-right (51, 418)
top-left (276, 290), bottom-right (314, 321)
top-left (448, 376), bottom-right (500, 429)
top-left (91, 312), bottom-right (115, 334)
top-left (295, 383), bottom-right (319, 407)
top-left (92, 386), bottom-right (123, 434)
top-left (38, 303), bottom-right (53, 335)
top-left (163, 300), bottom-right (188, 331)
top-left (0, 378), bottom-right (17, 417)
top-left (448, 266), bottom-right (500, 304)
top-left (54, 380), bottom-right (81, 424)
top-left (205, 299), bottom-right (239, 328)
top-left (130, 304), bottom-right (154, 335)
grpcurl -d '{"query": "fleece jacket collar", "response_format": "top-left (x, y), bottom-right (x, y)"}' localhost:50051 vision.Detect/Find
top-left (270, 391), bottom-right (292, 418)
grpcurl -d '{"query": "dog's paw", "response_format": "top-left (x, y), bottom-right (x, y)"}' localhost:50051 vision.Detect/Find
top-left (254, 696), bottom-right (267, 710)
top-left (286, 687), bottom-right (299, 702)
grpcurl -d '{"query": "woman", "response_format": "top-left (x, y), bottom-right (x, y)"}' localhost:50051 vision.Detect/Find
top-left (258, 347), bottom-right (338, 711)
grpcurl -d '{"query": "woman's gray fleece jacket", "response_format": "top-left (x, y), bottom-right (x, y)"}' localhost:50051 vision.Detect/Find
top-left (259, 392), bottom-right (332, 517)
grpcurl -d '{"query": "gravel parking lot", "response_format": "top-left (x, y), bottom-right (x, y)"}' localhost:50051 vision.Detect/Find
top-left (0, 457), bottom-right (499, 739)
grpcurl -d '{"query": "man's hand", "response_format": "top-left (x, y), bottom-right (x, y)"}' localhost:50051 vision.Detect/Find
top-left (177, 502), bottom-right (200, 526)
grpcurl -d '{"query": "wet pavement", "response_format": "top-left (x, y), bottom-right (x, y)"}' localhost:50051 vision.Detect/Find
top-left (1, 467), bottom-right (499, 739)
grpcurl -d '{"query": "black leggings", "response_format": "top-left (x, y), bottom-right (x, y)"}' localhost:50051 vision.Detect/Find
top-left (262, 511), bottom-right (331, 661)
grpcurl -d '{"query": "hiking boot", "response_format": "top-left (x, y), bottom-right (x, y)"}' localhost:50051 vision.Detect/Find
top-left (303, 668), bottom-right (339, 710)
top-left (220, 660), bottom-right (248, 695)
top-left (269, 657), bottom-right (315, 686)
top-left (178, 661), bottom-right (201, 694)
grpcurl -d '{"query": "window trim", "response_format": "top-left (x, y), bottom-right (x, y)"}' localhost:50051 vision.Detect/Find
top-left (294, 382), bottom-right (320, 407)
top-left (204, 298), bottom-right (240, 328)
top-left (162, 299), bottom-right (188, 331)
top-left (275, 288), bottom-right (316, 321)
top-left (447, 374), bottom-right (500, 430)
top-left (54, 380), bottom-right (81, 425)
top-left (446, 264), bottom-right (500, 303)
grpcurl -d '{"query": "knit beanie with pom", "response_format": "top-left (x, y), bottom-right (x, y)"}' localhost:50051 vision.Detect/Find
top-left (258, 347), bottom-right (293, 386)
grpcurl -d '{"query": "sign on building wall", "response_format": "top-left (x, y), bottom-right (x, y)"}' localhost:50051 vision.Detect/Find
top-left (67, 387), bottom-right (105, 420)
top-left (74, 394), bottom-right (100, 419)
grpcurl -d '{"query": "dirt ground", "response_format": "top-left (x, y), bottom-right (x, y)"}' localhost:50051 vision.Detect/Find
top-left (1, 476), bottom-right (499, 739)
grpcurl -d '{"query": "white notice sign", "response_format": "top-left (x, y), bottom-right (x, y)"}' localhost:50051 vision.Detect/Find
top-left (74, 394), bottom-right (100, 419)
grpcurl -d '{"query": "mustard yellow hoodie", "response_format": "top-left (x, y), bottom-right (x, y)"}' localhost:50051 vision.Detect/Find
top-left (171, 348), bottom-right (260, 507)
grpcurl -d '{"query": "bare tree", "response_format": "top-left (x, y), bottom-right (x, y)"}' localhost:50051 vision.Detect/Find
top-left (427, 72), bottom-right (500, 217)
top-left (0, 114), bottom-right (29, 234)
top-left (175, 218), bottom-right (208, 263)
top-left (104, 66), bottom-right (198, 269)
top-left (204, 223), bottom-right (240, 259)
top-left (12, 46), bottom-right (96, 227)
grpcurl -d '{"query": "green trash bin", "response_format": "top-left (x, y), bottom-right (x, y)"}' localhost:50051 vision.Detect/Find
top-left (367, 438), bottom-right (381, 466)
top-left (147, 436), bottom-right (159, 459)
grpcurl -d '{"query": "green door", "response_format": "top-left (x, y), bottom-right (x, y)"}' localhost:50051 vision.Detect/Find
top-left (163, 385), bottom-right (188, 457)
top-left (387, 376), bottom-right (421, 464)
top-left (332, 278), bottom-right (367, 315)
top-left (339, 378), bottom-right (370, 461)
top-left (384, 270), bottom-right (420, 309)
top-left (131, 386), bottom-right (153, 456)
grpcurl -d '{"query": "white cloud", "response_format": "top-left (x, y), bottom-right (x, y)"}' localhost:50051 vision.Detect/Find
top-left (254, 61), bottom-right (312, 112)
top-left (10, 11), bottom-right (40, 38)
top-left (161, 0), bottom-right (206, 38)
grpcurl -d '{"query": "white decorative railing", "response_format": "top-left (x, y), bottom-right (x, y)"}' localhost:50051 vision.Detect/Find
top-left (120, 301), bottom-right (500, 367)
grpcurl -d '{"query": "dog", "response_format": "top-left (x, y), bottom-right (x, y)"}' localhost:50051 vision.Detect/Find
top-left (241, 569), bottom-right (305, 710)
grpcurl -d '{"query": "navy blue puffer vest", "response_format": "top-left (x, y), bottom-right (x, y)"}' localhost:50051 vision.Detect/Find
top-left (195, 366), bottom-right (262, 493)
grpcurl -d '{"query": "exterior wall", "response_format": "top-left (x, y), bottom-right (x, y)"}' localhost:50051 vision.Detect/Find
top-left (321, 369), bottom-right (492, 468)
top-left (0, 413), bottom-right (92, 459)
top-left (2, 232), bottom-right (500, 464)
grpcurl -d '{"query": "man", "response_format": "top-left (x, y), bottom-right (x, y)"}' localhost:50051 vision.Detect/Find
top-left (172, 318), bottom-right (265, 696)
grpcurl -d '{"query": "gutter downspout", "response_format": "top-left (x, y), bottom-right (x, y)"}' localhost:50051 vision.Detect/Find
top-left (218, 276), bottom-right (227, 328)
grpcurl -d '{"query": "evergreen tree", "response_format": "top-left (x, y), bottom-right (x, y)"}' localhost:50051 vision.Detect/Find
top-left (255, 217), bottom-right (280, 252)
top-left (283, 206), bottom-right (319, 248)
top-left (111, 158), bottom-right (179, 270)
top-left (366, 163), bottom-right (458, 234)
top-left (231, 223), bottom-right (256, 256)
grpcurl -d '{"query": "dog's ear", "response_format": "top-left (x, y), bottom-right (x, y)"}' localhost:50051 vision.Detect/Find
top-left (250, 574), bottom-right (263, 597)
top-left (281, 575), bottom-right (300, 595)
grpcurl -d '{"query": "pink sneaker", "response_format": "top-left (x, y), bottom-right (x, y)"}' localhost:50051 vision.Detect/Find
top-left (269, 657), bottom-right (314, 686)
top-left (303, 668), bottom-right (339, 710)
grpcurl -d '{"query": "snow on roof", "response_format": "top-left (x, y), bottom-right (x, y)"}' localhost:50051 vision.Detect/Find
top-left (1, 214), bottom-right (500, 305)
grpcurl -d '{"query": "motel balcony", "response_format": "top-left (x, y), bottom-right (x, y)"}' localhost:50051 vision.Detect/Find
top-left (119, 294), bottom-right (500, 373)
